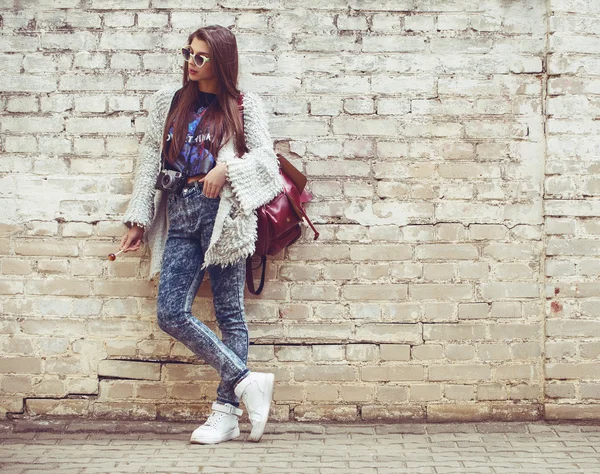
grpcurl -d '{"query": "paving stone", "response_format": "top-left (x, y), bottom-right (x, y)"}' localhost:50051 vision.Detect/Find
top-left (0, 420), bottom-right (599, 472)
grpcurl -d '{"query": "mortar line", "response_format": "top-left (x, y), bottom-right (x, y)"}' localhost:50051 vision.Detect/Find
top-left (540, 0), bottom-right (551, 416)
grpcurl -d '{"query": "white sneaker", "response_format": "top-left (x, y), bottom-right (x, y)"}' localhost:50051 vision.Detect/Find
top-left (234, 372), bottom-right (274, 442)
top-left (189, 402), bottom-right (243, 444)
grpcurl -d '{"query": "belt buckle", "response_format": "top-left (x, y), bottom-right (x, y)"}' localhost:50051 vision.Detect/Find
top-left (182, 180), bottom-right (198, 196)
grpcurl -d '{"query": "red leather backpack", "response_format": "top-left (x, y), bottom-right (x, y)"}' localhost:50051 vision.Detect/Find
top-left (237, 95), bottom-right (319, 294)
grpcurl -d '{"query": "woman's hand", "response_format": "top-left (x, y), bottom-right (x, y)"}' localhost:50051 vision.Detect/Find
top-left (199, 162), bottom-right (227, 198)
top-left (120, 225), bottom-right (144, 252)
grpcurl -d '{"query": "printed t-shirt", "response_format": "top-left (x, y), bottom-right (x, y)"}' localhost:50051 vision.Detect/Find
top-left (164, 91), bottom-right (217, 177)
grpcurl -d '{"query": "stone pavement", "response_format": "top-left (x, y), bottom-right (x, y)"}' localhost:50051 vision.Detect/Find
top-left (0, 419), bottom-right (599, 473)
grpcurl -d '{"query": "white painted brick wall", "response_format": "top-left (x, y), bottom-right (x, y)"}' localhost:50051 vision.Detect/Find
top-left (0, 0), bottom-right (598, 422)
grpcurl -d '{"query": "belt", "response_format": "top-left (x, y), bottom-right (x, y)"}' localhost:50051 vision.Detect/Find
top-left (183, 174), bottom-right (207, 188)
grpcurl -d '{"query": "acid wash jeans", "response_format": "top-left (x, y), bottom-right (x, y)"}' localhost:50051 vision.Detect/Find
top-left (156, 181), bottom-right (250, 408)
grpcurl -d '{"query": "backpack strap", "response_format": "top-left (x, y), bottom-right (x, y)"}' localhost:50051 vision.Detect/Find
top-left (246, 255), bottom-right (266, 296)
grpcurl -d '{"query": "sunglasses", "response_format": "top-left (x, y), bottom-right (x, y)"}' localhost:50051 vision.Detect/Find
top-left (181, 45), bottom-right (212, 68)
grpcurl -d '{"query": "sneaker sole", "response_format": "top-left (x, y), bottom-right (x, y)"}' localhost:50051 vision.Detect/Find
top-left (248, 373), bottom-right (274, 443)
top-left (190, 426), bottom-right (240, 445)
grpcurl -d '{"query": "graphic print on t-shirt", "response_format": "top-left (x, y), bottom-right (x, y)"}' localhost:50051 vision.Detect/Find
top-left (165, 105), bottom-right (216, 176)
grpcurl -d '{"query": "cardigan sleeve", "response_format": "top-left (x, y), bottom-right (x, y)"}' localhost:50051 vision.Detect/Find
top-left (225, 92), bottom-right (285, 216)
top-left (122, 89), bottom-right (166, 229)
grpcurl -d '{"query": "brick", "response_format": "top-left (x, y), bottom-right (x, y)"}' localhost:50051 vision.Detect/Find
top-left (286, 323), bottom-right (353, 340)
top-left (355, 324), bottom-right (422, 344)
top-left (312, 345), bottom-right (344, 361)
top-left (339, 384), bottom-right (373, 402)
top-left (74, 95), bottom-right (106, 112)
top-left (0, 396), bottom-right (24, 416)
top-left (411, 284), bottom-right (473, 300)
top-left (446, 344), bottom-right (476, 361)
top-left (136, 382), bottom-right (167, 399)
top-left (112, 52), bottom-right (142, 70)
top-left (93, 401), bottom-right (156, 420)
top-left (3, 116), bottom-right (64, 133)
top-left (489, 324), bottom-right (539, 339)
top-left (98, 360), bottom-right (160, 381)
top-left (275, 346), bottom-right (310, 362)
top-left (445, 384), bottom-right (475, 401)
top-left (290, 285), bottom-right (337, 301)
top-left (362, 36), bottom-right (428, 53)
top-left (14, 239), bottom-right (78, 257)
top-left (66, 117), bottom-right (132, 134)
top-left (478, 343), bottom-right (511, 361)
top-left (427, 403), bottom-right (491, 422)
top-left (26, 399), bottom-right (89, 416)
top-left (581, 342), bottom-right (600, 359)
top-left (332, 117), bottom-right (397, 136)
top-left (511, 342), bottom-right (541, 359)
top-left (322, 263), bottom-right (356, 281)
top-left (1, 375), bottom-right (34, 393)
top-left (429, 364), bottom-right (491, 382)
top-left (294, 366), bottom-right (357, 382)
top-left (350, 244), bottom-right (412, 261)
top-left (37, 260), bottom-right (68, 274)
top-left (99, 380), bottom-right (135, 400)
top-left (2, 259), bottom-right (32, 275)
top-left (375, 385), bottom-right (408, 403)
top-left (494, 363), bottom-right (536, 380)
top-left (371, 13), bottom-right (402, 31)
top-left (306, 384), bottom-right (338, 401)
top-left (411, 344), bottom-right (443, 361)
top-left (93, 280), bottom-right (154, 297)
top-left (546, 382), bottom-right (575, 399)
top-left (410, 383), bottom-right (442, 402)
top-left (547, 320), bottom-right (600, 338)
top-left (294, 404), bottom-right (358, 422)
top-left (546, 341), bottom-right (585, 359)
top-left (0, 357), bottom-right (42, 374)
top-left (278, 304), bottom-right (310, 320)
top-left (545, 404), bottom-right (600, 420)
top-left (478, 383), bottom-right (507, 401)
top-left (361, 405), bottom-right (425, 421)
top-left (26, 279), bottom-right (90, 296)
top-left (342, 285), bottom-right (408, 301)
top-left (305, 160), bottom-right (370, 177)
top-left (346, 344), bottom-right (377, 362)
top-left (546, 362), bottom-right (600, 380)
top-left (99, 32), bottom-right (160, 50)
top-left (380, 344), bottom-right (411, 361)
top-left (273, 384), bottom-right (304, 402)
top-left (424, 323), bottom-right (487, 341)
top-left (361, 365), bottom-right (424, 382)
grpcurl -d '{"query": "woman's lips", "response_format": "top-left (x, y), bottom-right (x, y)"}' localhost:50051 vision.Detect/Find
top-left (189, 68), bottom-right (198, 76)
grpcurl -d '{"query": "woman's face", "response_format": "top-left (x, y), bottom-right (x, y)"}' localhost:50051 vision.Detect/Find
top-left (185, 37), bottom-right (215, 82)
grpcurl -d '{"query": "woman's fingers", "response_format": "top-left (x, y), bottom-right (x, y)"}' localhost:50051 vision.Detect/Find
top-left (122, 237), bottom-right (133, 252)
top-left (120, 233), bottom-right (128, 250)
top-left (117, 228), bottom-right (144, 255)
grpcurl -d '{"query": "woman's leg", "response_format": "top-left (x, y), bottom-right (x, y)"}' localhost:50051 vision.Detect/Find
top-left (207, 258), bottom-right (249, 407)
top-left (156, 192), bottom-right (248, 394)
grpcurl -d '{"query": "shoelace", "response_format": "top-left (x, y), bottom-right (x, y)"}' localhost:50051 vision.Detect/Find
top-left (204, 410), bottom-right (227, 428)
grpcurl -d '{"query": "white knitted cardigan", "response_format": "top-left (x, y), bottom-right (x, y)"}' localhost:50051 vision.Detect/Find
top-left (122, 85), bottom-right (285, 281)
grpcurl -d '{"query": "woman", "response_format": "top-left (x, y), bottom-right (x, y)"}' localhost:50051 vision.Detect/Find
top-left (119, 25), bottom-right (284, 445)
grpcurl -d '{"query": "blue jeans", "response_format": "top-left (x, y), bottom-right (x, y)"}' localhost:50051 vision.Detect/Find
top-left (156, 181), bottom-right (250, 407)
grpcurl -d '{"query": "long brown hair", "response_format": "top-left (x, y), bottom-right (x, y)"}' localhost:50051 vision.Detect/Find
top-left (162, 25), bottom-right (248, 166)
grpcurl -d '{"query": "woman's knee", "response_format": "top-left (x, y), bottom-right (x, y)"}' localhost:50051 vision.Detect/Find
top-left (156, 304), bottom-right (184, 335)
top-left (217, 310), bottom-right (247, 332)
